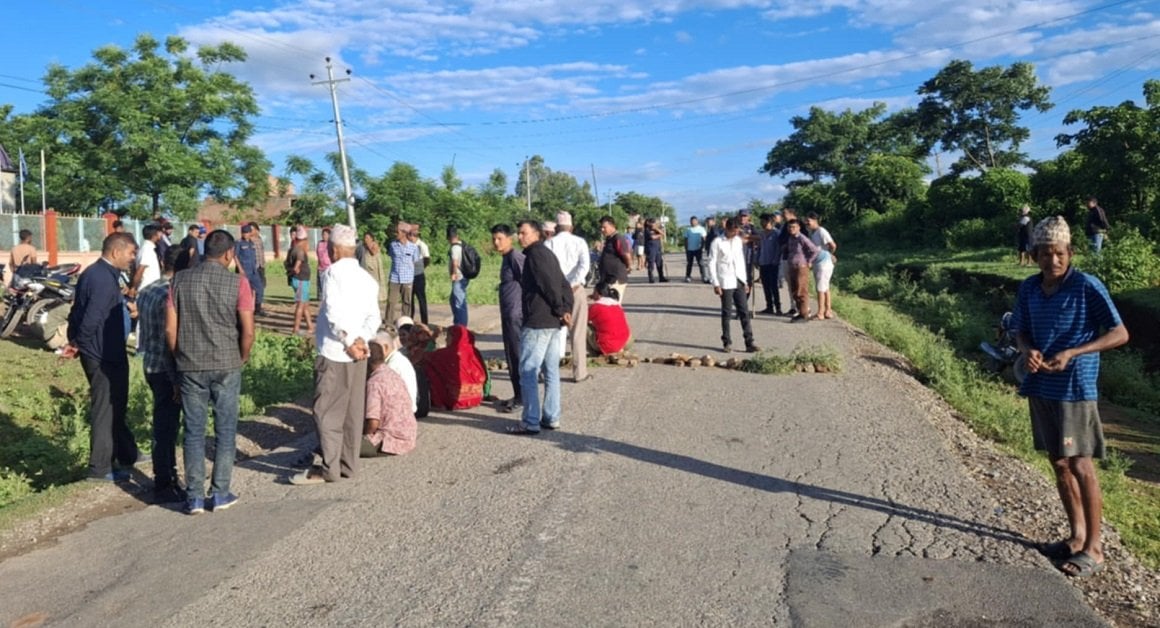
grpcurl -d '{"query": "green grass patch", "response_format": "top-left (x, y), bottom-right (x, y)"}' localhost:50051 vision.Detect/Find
top-left (737, 345), bottom-right (843, 375)
top-left (264, 255), bottom-right (502, 306)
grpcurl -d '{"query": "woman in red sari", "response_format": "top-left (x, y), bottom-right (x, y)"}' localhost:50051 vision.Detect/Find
top-left (423, 324), bottom-right (489, 410)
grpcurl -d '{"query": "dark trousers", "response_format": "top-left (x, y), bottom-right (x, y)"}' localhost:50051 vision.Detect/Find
top-left (685, 250), bottom-right (705, 280)
top-left (246, 271), bottom-right (264, 312)
top-left (719, 288), bottom-right (754, 348)
top-left (760, 263), bottom-right (782, 312)
top-left (145, 370), bottom-right (181, 488)
top-left (411, 273), bottom-right (429, 325)
top-left (313, 356), bottom-right (367, 482)
top-left (501, 314), bottom-right (523, 403)
top-left (80, 356), bottom-right (137, 478)
top-left (646, 244), bottom-right (666, 282)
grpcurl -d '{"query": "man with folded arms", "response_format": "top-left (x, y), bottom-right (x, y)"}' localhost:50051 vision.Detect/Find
top-left (545, 211), bottom-right (591, 383)
top-left (292, 224), bottom-right (382, 485)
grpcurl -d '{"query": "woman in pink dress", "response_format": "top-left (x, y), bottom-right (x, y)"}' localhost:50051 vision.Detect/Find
top-left (361, 331), bottom-right (418, 457)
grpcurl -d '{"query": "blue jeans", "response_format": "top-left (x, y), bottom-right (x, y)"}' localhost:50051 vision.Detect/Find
top-left (519, 327), bottom-right (562, 430)
top-left (180, 369), bottom-right (242, 501)
top-left (451, 278), bottom-right (469, 326)
top-left (1090, 233), bottom-right (1104, 254)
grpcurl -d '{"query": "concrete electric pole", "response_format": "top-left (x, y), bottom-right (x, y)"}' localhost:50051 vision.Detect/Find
top-left (311, 58), bottom-right (357, 230)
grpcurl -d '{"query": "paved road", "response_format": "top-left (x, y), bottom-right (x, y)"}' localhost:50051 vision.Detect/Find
top-left (0, 257), bottom-right (1106, 626)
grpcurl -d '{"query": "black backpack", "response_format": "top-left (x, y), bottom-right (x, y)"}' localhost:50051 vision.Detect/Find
top-left (459, 242), bottom-right (482, 280)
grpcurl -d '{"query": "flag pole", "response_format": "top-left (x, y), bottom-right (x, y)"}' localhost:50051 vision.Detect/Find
top-left (40, 149), bottom-right (46, 214)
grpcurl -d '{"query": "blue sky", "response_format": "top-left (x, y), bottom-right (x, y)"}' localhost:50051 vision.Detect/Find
top-left (2, 0), bottom-right (1158, 220)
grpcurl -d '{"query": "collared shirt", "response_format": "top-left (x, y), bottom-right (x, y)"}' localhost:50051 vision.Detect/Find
top-left (782, 233), bottom-right (818, 267)
top-left (1011, 268), bottom-right (1122, 401)
top-left (136, 239), bottom-right (161, 288)
top-left (412, 238), bottom-right (429, 275)
top-left (136, 276), bottom-right (176, 376)
top-left (545, 230), bottom-right (590, 287)
top-left (67, 258), bottom-right (128, 366)
top-left (388, 240), bottom-right (418, 284)
top-left (708, 235), bottom-right (747, 290)
top-left (252, 235), bottom-right (265, 268)
top-left (316, 258), bottom-right (383, 363)
top-left (758, 228), bottom-right (781, 266)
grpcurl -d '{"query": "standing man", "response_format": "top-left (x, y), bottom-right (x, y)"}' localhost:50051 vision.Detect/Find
top-left (136, 246), bottom-right (186, 503)
top-left (132, 224), bottom-right (162, 294)
top-left (64, 233), bottom-right (140, 482)
top-left (358, 230), bottom-right (388, 315)
top-left (386, 221), bottom-right (418, 324)
top-left (778, 208), bottom-right (801, 317)
top-left (447, 225), bottom-right (469, 327)
top-left (738, 208), bottom-right (761, 294)
top-left (409, 224), bottom-right (431, 325)
top-left (235, 224), bottom-right (265, 316)
top-left (1012, 216), bottom-right (1128, 578)
top-left (491, 224), bottom-right (525, 414)
top-left (708, 219), bottom-right (759, 354)
top-left (508, 220), bottom-right (572, 435)
top-left (598, 215), bottom-right (632, 302)
top-left (757, 212), bottom-right (783, 316)
top-left (291, 224), bottom-right (381, 485)
top-left (248, 222), bottom-right (266, 292)
top-left (196, 225), bottom-right (207, 261)
top-left (179, 225), bottom-right (201, 268)
top-left (545, 211), bottom-right (591, 383)
top-left (631, 221), bottom-right (646, 272)
top-left (704, 216), bottom-right (721, 256)
top-left (782, 218), bottom-right (819, 322)
top-left (683, 216), bottom-right (708, 283)
top-left (316, 227), bottom-right (332, 298)
top-left (157, 221), bottom-right (174, 264)
top-left (1084, 197), bottom-right (1109, 254)
top-left (167, 230), bottom-right (255, 514)
top-left (643, 217), bottom-right (668, 283)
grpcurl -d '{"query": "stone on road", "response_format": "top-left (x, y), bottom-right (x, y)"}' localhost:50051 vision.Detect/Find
top-left (0, 259), bottom-right (1106, 626)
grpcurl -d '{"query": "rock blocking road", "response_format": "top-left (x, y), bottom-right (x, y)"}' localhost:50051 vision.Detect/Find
top-left (0, 264), bottom-right (1109, 626)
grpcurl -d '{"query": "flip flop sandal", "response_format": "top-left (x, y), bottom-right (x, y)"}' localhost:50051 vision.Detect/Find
top-left (1040, 540), bottom-right (1074, 561)
top-left (1060, 551), bottom-right (1104, 578)
top-left (289, 467), bottom-right (327, 485)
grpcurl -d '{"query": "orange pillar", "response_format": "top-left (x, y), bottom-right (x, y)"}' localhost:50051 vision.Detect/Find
top-left (271, 224), bottom-right (282, 259)
top-left (44, 209), bottom-right (59, 266)
top-left (102, 212), bottom-right (117, 235)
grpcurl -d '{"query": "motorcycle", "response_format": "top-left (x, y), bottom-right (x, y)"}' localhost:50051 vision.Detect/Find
top-left (1, 262), bottom-right (81, 343)
top-left (979, 311), bottom-right (1027, 384)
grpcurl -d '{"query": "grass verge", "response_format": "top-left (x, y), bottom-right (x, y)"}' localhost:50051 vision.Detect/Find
top-left (737, 345), bottom-right (843, 375)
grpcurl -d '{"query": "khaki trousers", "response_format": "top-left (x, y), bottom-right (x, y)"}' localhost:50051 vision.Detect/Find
top-left (386, 282), bottom-right (414, 327)
top-left (568, 285), bottom-right (589, 380)
top-left (313, 356), bottom-right (367, 481)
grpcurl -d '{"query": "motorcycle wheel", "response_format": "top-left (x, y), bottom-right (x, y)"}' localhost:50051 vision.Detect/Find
top-left (24, 298), bottom-right (58, 326)
top-left (0, 303), bottom-right (24, 338)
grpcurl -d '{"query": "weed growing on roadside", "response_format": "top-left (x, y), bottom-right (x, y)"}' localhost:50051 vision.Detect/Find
top-left (737, 345), bottom-right (842, 375)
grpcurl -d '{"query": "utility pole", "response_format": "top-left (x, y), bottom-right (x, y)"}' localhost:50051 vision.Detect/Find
top-left (525, 157), bottom-right (532, 212)
top-left (312, 58), bottom-right (357, 230)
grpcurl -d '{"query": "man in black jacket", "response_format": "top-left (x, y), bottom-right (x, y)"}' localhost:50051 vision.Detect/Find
top-left (64, 232), bottom-right (141, 481)
top-left (509, 220), bottom-right (573, 435)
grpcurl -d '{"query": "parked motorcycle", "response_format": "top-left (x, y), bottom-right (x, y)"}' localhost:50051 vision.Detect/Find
top-left (979, 311), bottom-right (1027, 384)
top-left (1, 262), bottom-right (81, 342)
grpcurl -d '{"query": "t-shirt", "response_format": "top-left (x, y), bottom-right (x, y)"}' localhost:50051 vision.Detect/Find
top-left (289, 247), bottom-right (312, 280)
top-left (136, 239), bottom-right (161, 288)
top-left (413, 239), bottom-right (430, 275)
top-left (684, 225), bottom-right (707, 251)
top-left (810, 227), bottom-right (835, 265)
top-left (1010, 268), bottom-right (1122, 401)
top-left (449, 242), bottom-right (463, 280)
top-left (588, 298), bottom-right (631, 355)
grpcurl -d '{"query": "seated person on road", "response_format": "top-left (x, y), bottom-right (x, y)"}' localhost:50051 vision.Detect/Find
top-left (423, 324), bottom-right (490, 410)
top-left (361, 331), bottom-right (418, 457)
top-left (587, 284), bottom-right (631, 356)
top-left (396, 315), bottom-right (439, 367)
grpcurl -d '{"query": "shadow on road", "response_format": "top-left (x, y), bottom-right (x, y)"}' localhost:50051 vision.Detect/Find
top-left (424, 410), bottom-right (1035, 550)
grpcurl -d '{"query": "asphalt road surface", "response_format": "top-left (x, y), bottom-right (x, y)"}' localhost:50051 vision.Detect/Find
top-left (0, 258), bottom-right (1107, 627)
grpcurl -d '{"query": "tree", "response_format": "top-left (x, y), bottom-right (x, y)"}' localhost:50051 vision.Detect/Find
top-left (1055, 80), bottom-right (1160, 218)
top-left (840, 154), bottom-right (926, 216)
top-left (278, 154), bottom-right (345, 227)
top-left (34, 34), bottom-right (270, 218)
top-left (759, 103), bottom-right (891, 183)
top-left (914, 60), bottom-right (1052, 174)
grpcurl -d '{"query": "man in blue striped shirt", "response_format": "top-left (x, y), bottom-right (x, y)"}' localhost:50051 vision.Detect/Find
top-left (1011, 216), bottom-right (1129, 579)
top-left (386, 221), bottom-right (418, 326)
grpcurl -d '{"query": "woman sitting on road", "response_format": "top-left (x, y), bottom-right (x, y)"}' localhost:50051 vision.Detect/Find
top-left (361, 331), bottom-right (418, 457)
top-left (588, 283), bottom-right (631, 356)
top-left (423, 324), bottom-right (490, 411)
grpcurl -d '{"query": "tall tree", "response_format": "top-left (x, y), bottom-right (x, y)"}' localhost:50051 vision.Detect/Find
top-left (34, 34), bottom-right (270, 218)
top-left (760, 103), bottom-right (891, 184)
top-left (914, 60), bottom-right (1052, 174)
top-left (1055, 80), bottom-right (1160, 217)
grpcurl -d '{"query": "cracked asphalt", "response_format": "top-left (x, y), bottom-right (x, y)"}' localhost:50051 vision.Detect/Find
top-left (0, 256), bottom-right (1111, 626)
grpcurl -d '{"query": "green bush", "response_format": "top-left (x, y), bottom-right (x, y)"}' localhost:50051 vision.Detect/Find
top-left (1100, 350), bottom-right (1160, 417)
top-left (944, 218), bottom-right (996, 250)
top-left (0, 470), bottom-right (35, 509)
top-left (1077, 226), bottom-right (1160, 293)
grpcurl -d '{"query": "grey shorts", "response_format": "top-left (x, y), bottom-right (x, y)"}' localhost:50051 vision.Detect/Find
top-left (1028, 397), bottom-right (1105, 459)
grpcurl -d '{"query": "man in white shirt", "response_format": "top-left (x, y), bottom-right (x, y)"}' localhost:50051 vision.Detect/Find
top-left (708, 218), bottom-right (759, 353)
top-left (132, 224), bottom-right (162, 292)
top-left (545, 211), bottom-right (592, 383)
top-left (292, 224), bottom-right (383, 485)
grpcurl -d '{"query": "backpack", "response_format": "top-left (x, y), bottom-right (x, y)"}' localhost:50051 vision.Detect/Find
top-left (459, 242), bottom-right (482, 280)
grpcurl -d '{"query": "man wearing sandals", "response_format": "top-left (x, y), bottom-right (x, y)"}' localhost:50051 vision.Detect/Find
top-left (1011, 216), bottom-right (1128, 578)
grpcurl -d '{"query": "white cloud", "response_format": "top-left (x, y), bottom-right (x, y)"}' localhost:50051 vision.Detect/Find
top-left (675, 30), bottom-right (694, 43)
